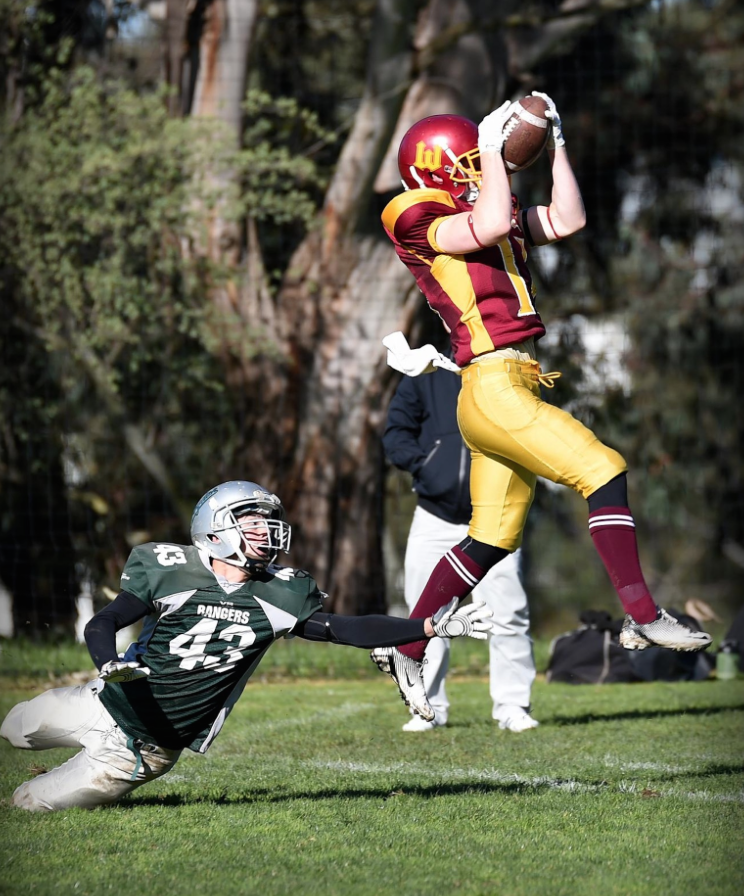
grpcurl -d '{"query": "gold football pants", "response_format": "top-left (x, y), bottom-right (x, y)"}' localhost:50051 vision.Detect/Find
top-left (458, 356), bottom-right (627, 551)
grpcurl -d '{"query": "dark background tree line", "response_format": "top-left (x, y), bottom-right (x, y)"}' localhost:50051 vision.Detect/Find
top-left (0, 0), bottom-right (742, 637)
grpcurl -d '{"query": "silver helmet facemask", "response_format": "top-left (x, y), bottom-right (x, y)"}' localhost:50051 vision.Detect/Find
top-left (190, 480), bottom-right (292, 570)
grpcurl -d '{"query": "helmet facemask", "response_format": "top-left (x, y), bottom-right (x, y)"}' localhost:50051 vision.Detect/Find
top-left (210, 502), bottom-right (291, 569)
top-left (447, 146), bottom-right (482, 198)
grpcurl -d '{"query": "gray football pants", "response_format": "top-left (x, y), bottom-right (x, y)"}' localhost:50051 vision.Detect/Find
top-left (405, 505), bottom-right (536, 724)
top-left (0, 680), bottom-right (180, 812)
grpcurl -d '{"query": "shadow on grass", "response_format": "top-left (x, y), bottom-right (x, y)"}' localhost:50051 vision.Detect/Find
top-left (121, 779), bottom-right (607, 808)
top-left (545, 702), bottom-right (744, 727)
top-left (441, 702), bottom-right (744, 732)
top-left (121, 759), bottom-right (744, 809)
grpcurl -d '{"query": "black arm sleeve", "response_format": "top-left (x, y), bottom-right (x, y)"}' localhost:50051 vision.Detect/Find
top-left (294, 612), bottom-right (428, 648)
top-left (521, 207), bottom-right (536, 247)
top-left (84, 591), bottom-right (150, 670)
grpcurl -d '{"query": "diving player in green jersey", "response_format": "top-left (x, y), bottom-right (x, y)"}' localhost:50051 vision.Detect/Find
top-left (1, 480), bottom-right (493, 812)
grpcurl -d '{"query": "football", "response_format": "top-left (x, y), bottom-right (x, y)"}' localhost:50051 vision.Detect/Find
top-left (502, 96), bottom-right (550, 173)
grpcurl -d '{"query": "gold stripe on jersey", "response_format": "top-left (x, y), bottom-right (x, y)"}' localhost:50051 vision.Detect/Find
top-left (428, 216), bottom-right (451, 253)
top-left (497, 238), bottom-right (537, 317)
top-left (430, 255), bottom-right (496, 356)
top-left (381, 188), bottom-right (456, 235)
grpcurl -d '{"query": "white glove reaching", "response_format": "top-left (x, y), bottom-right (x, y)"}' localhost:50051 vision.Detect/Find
top-left (431, 598), bottom-right (493, 640)
top-left (382, 331), bottom-right (461, 377)
top-left (99, 660), bottom-right (151, 683)
top-left (478, 100), bottom-right (516, 154)
top-left (531, 91), bottom-right (564, 149)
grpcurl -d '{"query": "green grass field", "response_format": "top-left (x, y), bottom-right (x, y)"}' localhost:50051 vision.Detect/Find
top-left (1, 638), bottom-right (742, 896)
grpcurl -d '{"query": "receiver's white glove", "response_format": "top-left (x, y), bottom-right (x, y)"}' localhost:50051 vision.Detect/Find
top-left (431, 598), bottom-right (493, 640)
top-left (531, 91), bottom-right (564, 148)
top-left (382, 331), bottom-right (461, 376)
top-left (478, 100), bottom-right (516, 154)
top-left (99, 660), bottom-right (151, 683)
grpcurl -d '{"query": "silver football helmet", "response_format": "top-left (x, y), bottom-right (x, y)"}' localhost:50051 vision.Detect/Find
top-left (191, 480), bottom-right (291, 569)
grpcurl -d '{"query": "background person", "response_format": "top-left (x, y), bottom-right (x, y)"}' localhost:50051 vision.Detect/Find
top-left (1, 480), bottom-right (492, 812)
top-left (384, 363), bottom-right (538, 733)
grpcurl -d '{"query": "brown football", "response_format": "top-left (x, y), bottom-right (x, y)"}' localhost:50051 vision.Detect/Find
top-left (502, 96), bottom-right (550, 173)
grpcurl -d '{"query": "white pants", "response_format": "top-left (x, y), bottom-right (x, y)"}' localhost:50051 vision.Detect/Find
top-left (405, 505), bottom-right (536, 724)
top-left (0, 680), bottom-right (180, 812)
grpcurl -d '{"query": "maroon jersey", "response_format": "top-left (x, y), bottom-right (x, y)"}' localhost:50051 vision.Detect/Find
top-left (381, 188), bottom-right (545, 366)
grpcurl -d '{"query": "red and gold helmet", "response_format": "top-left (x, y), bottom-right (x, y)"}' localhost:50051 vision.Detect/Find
top-left (397, 114), bottom-right (480, 199)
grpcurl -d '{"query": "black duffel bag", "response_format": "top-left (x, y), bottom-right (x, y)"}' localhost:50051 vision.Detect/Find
top-left (546, 610), bottom-right (638, 684)
top-left (546, 609), bottom-right (713, 684)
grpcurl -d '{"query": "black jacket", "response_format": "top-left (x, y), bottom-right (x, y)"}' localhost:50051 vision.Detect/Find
top-left (382, 369), bottom-right (471, 525)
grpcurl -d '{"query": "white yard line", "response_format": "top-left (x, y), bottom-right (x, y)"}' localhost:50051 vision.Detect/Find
top-left (309, 759), bottom-right (744, 803)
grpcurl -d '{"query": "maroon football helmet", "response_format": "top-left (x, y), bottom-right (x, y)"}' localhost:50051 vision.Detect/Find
top-left (397, 114), bottom-right (480, 199)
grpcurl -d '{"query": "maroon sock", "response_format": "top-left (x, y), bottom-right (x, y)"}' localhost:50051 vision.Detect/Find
top-left (588, 506), bottom-right (658, 624)
top-left (398, 546), bottom-right (486, 661)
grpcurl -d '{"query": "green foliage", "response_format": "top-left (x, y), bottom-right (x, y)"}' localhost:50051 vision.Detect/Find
top-left (1, 671), bottom-right (742, 895)
top-left (237, 87), bottom-right (344, 289)
top-left (247, 1), bottom-right (374, 278)
top-left (1, 66), bottom-right (245, 384)
top-left (0, 1), bottom-right (74, 113)
top-left (0, 66), bottom-right (259, 616)
top-left (240, 89), bottom-right (337, 227)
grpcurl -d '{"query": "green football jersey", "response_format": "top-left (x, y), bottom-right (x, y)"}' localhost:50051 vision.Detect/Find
top-left (98, 543), bottom-right (324, 752)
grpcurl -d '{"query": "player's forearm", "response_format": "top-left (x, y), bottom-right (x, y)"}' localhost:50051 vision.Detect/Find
top-left (469, 151), bottom-right (513, 243)
top-left (296, 612), bottom-right (434, 648)
top-left (434, 152), bottom-right (512, 253)
top-left (84, 614), bottom-right (122, 669)
top-left (84, 591), bottom-right (148, 669)
top-left (545, 147), bottom-right (586, 236)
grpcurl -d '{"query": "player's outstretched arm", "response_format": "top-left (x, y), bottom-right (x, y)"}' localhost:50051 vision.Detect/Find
top-left (295, 603), bottom-right (493, 648)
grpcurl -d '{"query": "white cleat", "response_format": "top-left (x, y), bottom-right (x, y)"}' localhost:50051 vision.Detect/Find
top-left (402, 715), bottom-right (444, 733)
top-left (370, 647), bottom-right (434, 721)
top-left (619, 608), bottom-right (712, 652)
top-left (493, 706), bottom-right (539, 733)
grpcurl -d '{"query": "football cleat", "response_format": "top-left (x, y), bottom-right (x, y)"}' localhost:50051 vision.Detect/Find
top-left (493, 706), bottom-right (539, 733)
top-left (619, 608), bottom-right (712, 652)
top-left (402, 715), bottom-right (444, 733)
top-left (370, 647), bottom-right (434, 721)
